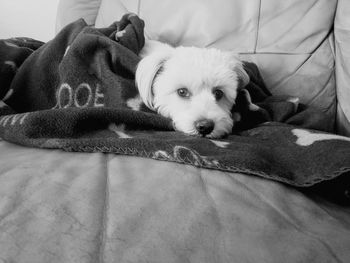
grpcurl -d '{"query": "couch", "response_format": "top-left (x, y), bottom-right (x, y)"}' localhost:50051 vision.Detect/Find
top-left (0, 0), bottom-right (349, 262)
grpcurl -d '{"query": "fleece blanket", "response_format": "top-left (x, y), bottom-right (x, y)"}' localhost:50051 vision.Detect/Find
top-left (0, 14), bottom-right (349, 192)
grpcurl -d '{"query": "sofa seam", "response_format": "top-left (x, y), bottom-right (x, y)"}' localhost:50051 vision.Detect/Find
top-left (137, 0), bottom-right (141, 16)
top-left (254, 0), bottom-right (262, 53)
top-left (97, 153), bottom-right (110, 263)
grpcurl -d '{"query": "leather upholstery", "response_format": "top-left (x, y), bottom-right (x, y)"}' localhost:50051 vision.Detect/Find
top-left (335, 0), bottom-right (350, 135)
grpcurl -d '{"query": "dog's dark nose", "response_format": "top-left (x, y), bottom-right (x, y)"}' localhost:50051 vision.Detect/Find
top-left (195, 119), bottom-right (215, 136)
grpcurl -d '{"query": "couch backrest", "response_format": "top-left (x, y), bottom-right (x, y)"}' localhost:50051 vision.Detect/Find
top-left (56, 0), bottom-right (349, 134)
top-left (334, 0), bottom-right (350, 136)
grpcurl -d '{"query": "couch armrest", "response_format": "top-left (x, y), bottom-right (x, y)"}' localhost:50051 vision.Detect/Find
top-left (55, 0), bottom-right (102, 33)
top-left (335, 0), bottom-right (350, 136)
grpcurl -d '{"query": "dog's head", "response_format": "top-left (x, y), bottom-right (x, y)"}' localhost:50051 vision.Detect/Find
top-left (136, 44), bottom-right (249, 138)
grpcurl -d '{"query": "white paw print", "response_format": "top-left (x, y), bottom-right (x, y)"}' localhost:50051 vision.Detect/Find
top-left (115, 30), bottom-right (126, 41)
top-left (126, 95), bottom-right (143, 111)
top-left (108, 123), bottom-right (132, 138)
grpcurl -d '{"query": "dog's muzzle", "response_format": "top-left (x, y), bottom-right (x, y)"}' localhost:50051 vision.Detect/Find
top-left (195, 119), bottom-right (215, 136)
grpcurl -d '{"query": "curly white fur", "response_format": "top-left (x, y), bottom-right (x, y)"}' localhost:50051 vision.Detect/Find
top-left (136, 40), bottom-right (249, 138)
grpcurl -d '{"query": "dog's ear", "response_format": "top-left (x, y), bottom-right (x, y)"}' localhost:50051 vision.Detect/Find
top-left (136, 42), bottom-right (173, 111)
top-left (234, 61), bottom-right (250, 89)
top-left (228, 54), bottom-right (250, 89)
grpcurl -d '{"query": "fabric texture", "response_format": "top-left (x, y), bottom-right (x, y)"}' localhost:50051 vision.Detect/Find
top-left (0, 15), bottom-right (349, 191)
top-left (0, 1), bottom-right (349, 262)
top-left (335, 0), bottom-right (350, 136)
top-left (55, 0), bottom-right (102, 33)
top-left (0, 140), bottom-right (349, 262)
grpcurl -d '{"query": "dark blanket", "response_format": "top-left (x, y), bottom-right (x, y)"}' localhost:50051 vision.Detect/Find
top-left (0, 14), bottom-right (349, 199)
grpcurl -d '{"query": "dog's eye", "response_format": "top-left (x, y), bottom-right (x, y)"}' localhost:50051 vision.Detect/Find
top-left (177, 88), bottom-right (190, 98)
top-left (213, 89), bottom-right (224, 100)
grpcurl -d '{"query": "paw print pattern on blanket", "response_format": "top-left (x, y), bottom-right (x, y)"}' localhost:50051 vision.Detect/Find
top-left (115, 30), bottom-right (126, 41)
top-left (210, 139), bottom-right (230, 148)
top-left (108, 123), bottom-right (133, 138)
top-left (153, 146), bottom-right (220, 168)
top-left (63, 46), bottom-right (70, 57)
top-left (4, 61), bottom-right (18, 73)
top-left (126, 95), bottom-right (143, 111)
top-left (4, 41), bottom-right (19, 48)
top-left (2, 89), bottom-right (13, 101)
top-left (153, 150), bottom-right (171, 159)
top-left (292, 129), bottom-right (350, 146)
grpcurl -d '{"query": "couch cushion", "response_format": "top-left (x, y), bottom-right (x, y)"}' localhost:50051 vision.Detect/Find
top-left (256, 0), bottom-right (336, 53)
top-left (1, 140), bottom-right (350, 262)
top-left (95, 0), bottom-right (336, 53)
top-left (96, 0), bottom-right (258, 50)
top-left (55, 0), bottom-right (102, 33)
top-left (335, 0), bottom-right (350, 136)
top-left (240, 34), bottom-right (336, 115)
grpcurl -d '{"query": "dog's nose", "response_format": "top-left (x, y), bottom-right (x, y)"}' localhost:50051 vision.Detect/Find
top-left (195, 119), bottom-right (215, 136)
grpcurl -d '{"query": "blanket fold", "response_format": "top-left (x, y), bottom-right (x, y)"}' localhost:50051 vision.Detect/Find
top-left (0, 14), bottom-right (349, 201)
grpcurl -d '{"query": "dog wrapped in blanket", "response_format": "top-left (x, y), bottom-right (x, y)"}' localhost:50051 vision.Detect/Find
top-left (136, 39), bottom-right (261, 138)
top-left (0, 13), bottom-right (298, 142)
top-left (4, 13), bottom-right (349, 194)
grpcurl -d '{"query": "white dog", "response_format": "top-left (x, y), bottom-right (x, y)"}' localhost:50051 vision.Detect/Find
top-left (135, 40), bottom-right (250, 138)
